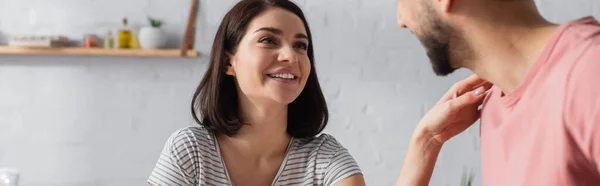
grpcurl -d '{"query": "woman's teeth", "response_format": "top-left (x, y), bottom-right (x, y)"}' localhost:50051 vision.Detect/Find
top-left (268, 73), bottom-right (296, 80)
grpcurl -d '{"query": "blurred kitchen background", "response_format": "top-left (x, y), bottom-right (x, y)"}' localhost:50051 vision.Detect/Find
top-left (0, 0), bottom-right (598, 185)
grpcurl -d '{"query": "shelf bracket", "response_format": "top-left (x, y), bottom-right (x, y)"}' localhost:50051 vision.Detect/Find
top-left (180, 0), bottom-right (199, 57)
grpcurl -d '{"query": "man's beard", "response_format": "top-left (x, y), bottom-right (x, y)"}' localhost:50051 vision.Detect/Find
top-left (422, 35), bottom-right (455, 76)
top-left (418, 11), bottom-right (457, 76)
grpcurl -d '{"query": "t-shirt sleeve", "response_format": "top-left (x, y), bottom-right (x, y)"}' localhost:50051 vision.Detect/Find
top-left (322, 137), bottom-right (363, 186)
top-left (147, 128), bottom-right (200, 186)
top-left (564, 44), bottom-right (600, 174)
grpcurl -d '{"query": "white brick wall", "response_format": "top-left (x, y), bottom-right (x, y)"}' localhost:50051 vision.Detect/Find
top-left (0, 0), bottom-right (597, 185)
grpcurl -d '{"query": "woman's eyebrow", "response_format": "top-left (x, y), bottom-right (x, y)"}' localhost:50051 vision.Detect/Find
top-left (295, 33), bottom-right (308, 40)
top-left (254, 27), bottom-right (282, 35)
top-left (254, 27), bottom-right (308, 40)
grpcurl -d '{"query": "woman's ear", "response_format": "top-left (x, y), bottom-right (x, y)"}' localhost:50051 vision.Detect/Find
top-left (224, 52), bottom-right (236, 76)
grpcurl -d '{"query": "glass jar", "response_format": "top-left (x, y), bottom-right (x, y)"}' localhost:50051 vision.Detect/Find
top-left (83, 34), bottom-right (98, 48)
top-left (0, 168), bottom-right (19, 186)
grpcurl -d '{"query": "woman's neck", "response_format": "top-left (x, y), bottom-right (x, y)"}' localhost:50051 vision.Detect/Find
top-left (218, 94), bottom-right (291, 160)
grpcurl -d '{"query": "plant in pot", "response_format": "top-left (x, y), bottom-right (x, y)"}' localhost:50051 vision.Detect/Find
top-left (460, 168), bottom-right (475, 186)
top-left (139, 16), bottom-right (167, 49)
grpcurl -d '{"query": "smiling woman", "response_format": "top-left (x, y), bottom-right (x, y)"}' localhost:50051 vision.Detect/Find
top-left (146, 0), bottom-right (365, 186)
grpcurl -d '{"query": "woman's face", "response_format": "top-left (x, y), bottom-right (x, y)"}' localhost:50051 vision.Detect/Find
top-left (226, 7), bottom-right (311, 105)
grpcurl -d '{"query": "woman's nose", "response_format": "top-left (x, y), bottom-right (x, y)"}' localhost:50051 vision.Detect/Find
top-left (277, 46), bottom-right (298, 63)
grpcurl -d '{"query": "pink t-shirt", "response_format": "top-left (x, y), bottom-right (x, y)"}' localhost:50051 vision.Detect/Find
top-left (480, 16), bottom-right (600, 186)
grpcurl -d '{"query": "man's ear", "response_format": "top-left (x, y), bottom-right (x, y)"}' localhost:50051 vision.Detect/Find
top-left (224, 52), bottom-right (236, 76)
top-left (438, 0), bottom-right (453, 12)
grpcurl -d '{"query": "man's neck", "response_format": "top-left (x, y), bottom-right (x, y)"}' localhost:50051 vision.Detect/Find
top-left (457, 2), bottom-right (559, 94)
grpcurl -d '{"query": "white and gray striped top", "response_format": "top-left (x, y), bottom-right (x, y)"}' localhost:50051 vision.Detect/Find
top-left (147, 126), bottom-right (362, 186)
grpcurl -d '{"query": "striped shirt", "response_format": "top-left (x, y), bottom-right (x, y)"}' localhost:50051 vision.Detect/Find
top-left (147, 126), bottom-right (362, 186)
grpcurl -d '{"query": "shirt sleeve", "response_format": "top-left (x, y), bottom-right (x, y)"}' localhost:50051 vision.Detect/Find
top-left (147, 128), bottom-right (200, 186)
top-left (323, 137), bottom-right (363, 186)
top-left (564, 45), bottom-right (600, 175)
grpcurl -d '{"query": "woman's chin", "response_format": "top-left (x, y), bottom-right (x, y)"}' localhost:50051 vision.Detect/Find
top-left (262, 88), bottom-right (303, 105)
top-left (267, 95), bottom-right (300, 105)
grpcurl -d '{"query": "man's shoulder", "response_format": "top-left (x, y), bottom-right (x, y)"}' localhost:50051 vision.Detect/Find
top-left (563, 16), bottom-right (600, 41)
top-left (566, 41), bottom-right (600, 90)
top-left (554, 16), bottom-right (600, 61)
top-left (561, 40), bottom-right (600, 122)
top-left (554, 16), bottom-right (600, 91)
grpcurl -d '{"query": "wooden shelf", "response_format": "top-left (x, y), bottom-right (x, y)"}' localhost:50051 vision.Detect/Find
top-left (0, 46), bottom-right (200, 57)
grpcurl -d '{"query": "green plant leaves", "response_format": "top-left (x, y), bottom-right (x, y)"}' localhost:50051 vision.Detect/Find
top-left (461, 168), bottom-right (474, 186)
top-left (148, 16), bottom-right (163, 28)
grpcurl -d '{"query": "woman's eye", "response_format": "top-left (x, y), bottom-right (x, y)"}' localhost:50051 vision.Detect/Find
top-left (259, 37), bottom-right (276, 44)
top-left (295, 42), bottom-right (308, 50)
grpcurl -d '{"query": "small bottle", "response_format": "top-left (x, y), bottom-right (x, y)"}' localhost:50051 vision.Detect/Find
top-left (104, 30), bottom-right (114, 49)
top-left (117, 18), bottom-right (132, 49)
top-left (130, 32), bottom-right (140, 49)
top-left (83, 34), bottom-right (97, 48)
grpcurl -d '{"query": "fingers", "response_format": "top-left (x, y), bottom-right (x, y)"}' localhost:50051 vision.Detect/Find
top-left (448, 85), bottom-right (490, 111)
top-left (474, 90), bottom-right (488, 106)
top-left (456, 82), bottom-right (493, 99)
top-left (438, 74), bottom-right (490, 104)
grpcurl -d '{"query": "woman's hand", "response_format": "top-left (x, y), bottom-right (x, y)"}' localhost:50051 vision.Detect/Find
top-left (417, 74), bottom-right (493, 144)
top-left (396, 74), bottom-right (492, 186)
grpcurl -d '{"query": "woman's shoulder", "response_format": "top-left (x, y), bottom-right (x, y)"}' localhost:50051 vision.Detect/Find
top-left (167, 125), bottom-right (212, 139)
top-left (163, 125), bottom-right (216, 150)
top-left (149, 126), bottom-right (220, 186)
top-left (294, 133), bottom-right (348, 154)
top-left (289, 133), bottom-right (362, 186)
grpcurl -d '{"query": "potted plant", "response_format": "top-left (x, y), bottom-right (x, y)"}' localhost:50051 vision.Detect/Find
top-left (139, 16), bottom-right (167, 49)
top-left (461, 168), bottom-right (475, 186)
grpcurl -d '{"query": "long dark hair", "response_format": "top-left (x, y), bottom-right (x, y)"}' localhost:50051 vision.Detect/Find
top-left (191, 0), bottom-right (328, 138)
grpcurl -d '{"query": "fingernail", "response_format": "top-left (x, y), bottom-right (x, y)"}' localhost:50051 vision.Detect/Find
top-left (474, 87), bottom-right (485, 95)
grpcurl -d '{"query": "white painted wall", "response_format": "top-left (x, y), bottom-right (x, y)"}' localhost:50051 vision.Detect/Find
top-left (0, 0), bottom-right (597, 185)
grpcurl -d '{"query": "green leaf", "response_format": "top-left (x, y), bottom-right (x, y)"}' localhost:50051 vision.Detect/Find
top-left (461, 168), bottom-right (475, 186)
top-left (147, 16), bottom-right (163, 28)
